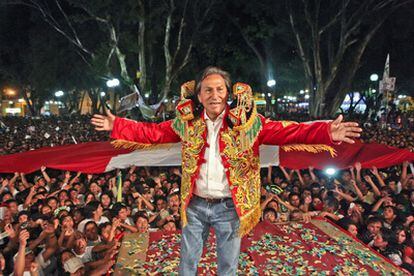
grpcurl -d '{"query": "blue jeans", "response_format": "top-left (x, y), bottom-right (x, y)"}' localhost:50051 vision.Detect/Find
top-left (179, 196), bottom-right (241, 275)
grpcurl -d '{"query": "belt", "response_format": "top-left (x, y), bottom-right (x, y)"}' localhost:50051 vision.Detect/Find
top-left (192, 194), bottom-right (232, 204)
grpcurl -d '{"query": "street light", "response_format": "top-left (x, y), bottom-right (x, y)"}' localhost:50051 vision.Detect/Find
top-left (55, 90), bottom-right (64, 97)
top-left (324, 167), bottom-right (336, 176)
top-left (100, 92), bottom-right (106, 97)
top-left (267, 79), bottom-right (276, 87)
top-left (4, 88), bottom-right (16, 96)
top-left (370, 74), bottom-right (379, 82)
top-left (106, 78), bottom-right (120, 88)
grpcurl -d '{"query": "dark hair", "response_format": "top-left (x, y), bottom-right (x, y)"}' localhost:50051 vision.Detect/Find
top-left (324, 197), bottom-right (339, 212)
top-left (155, 196), bottom-right (167, 203)
top-left (100, 192), bottom-right (113, 202)
top-left (84, 221), bottom-right (98, 232)
top-left (167, 192), bottom-right (180, 202)
top-left (59, 214), bottom-right (73, 225)
top-left (188, 66), bottom-right (232, 118)
top-left (288, 193), bottom-right (300, 201)
top-left (366, 216), bottom-right (383, 226)
top-left (58, 190), bottom-right (68, 197)
top-left (98, 222), bottom-right (112, 235)
top-left (337, 217), bottom-right (357, 232)
top-left (195, 66), bottom-right (231, 95)
top-left (17, 210), bottom-right (30, 219)
top-left (111, 202), bottom-right (126, 218)
top-left (263, 208), bottom-right (276, 217)
top-left (5, 198), bottom-right (17, 205)
top-left (134, 211), bottom-right (149, 223)
top-left (46, 197), bottom-right (58, 204)
top-left (84, 201), bottom-right (101, 218)
top-left (379, 228), bottom-right (397, 244)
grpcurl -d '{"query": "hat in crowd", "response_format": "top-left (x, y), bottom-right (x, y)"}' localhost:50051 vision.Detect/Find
top-left (63, 257), bottom-right (84, 273)
top-left (53, 206), bottom-right (70, 218)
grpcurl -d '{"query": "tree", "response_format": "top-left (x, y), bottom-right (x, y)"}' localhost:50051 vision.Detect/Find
top-left (287, 0), bottom-right (414, 118)
top-left (210, 0), bottom-right (307, 117)
top-left (4, 0), bottom-right (217, 118)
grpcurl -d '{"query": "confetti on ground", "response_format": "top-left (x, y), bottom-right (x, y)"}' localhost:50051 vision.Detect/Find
top-left (115, 220), bottom-right (406, 275)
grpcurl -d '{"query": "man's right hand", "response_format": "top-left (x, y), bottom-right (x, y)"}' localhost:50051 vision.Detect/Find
top-left (91, 109), bottom-right (115, 131)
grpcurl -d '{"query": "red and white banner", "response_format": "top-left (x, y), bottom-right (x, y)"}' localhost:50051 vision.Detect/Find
top-left (0, 141), bottom-right (413, 174)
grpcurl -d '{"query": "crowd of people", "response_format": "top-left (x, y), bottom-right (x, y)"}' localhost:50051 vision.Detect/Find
top-left (0, 115), bottom-right (108, 155)
top-left (0, 113), bottom-right (413, 275)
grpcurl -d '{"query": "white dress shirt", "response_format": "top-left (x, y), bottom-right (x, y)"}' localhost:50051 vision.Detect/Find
top-left (193, 110), bottom-right (232, 199)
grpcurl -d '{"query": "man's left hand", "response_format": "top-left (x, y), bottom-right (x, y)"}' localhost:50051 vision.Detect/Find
top-left (330, 115), bottom-right (362, 144)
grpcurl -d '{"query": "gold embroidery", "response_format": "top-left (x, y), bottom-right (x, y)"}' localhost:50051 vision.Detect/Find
top-left (221, 125), bottom-right (262, 236)
top-left (177, 112), bottom-right (262, 236)
top-left (281, 144), bottom-right (337, 157)
top-left (179, 118), bottom-right (206, 228)
top-left (281, 120), bottom-right (299, 128)
top-left (111, 140), bottom-right (173, 150)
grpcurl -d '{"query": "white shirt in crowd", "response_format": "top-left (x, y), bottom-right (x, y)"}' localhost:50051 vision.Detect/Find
top-left (194, 110), bottom-right (232, 199)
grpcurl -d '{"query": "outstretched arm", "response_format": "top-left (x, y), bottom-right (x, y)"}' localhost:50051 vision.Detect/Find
top-left (259, 114), bottom-right (361, 145)
top-left (91, 109), bottom-right (180, 144)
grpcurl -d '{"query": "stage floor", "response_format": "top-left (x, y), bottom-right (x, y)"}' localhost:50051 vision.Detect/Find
top-left (114, 218), bottom-right (406, 275)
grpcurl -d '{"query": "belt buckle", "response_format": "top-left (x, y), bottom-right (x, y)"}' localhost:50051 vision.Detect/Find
top-left (205, 197), bottom-right (216, 203)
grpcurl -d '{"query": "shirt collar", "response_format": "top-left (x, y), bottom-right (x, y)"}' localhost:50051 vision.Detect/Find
top-left (203, 108), bottom-right (226, 122)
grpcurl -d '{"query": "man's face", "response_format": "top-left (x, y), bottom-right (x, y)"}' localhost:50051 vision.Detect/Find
top-left (156, 199), bottom-right (167, 211)
top-left (388, 181), bottom-right (397, 192)
top-left (62, 216), bottom-right (74, 229)
top-left (367, 222), bottom-right (381, 235)
top-left (8, 202), bottom-right (18, 215)
top-left (18, 214), bottom-right (28, 224)
top-left (136, 217), bottom-right (148, 233)
top-left (168, 195), bottom-right (180, 212)
top-left (84, 224), bottom-right (98, 241)
top-left (383, 207), bottom-right (395, 220)
top-left (197, 74), bottom-right (228, 120)
top-left (118, 208), bottom-right (128, 220)
top-left (348, 224), bottom-right (358, 237)
top-left (75, 238), bottom-right (87, 252)
top-left (163, 221), bottom-right (176, 231)
top-left (341, 172), bottom-right (351, 182)
top-left (289, 195), bottom-right (300, 207)
top-left (264, 211), bottom-right (276, 223)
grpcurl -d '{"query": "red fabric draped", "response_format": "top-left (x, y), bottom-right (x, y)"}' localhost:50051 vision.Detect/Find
top-left (0, 141), bottom-right (413, 173)
top-left (280, 141), bottom-right (414, 169)
top-left (0, 142), bottom-right (130, 173)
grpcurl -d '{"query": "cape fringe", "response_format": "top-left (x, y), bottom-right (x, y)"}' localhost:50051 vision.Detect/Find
top-left (281, 144), bottom-right (337, 157)
top-left (233, 101), bottom-right (257, 132)
top-left (111, 139), bottom-right (171, 151)
top-left (239, 204), bottom-right (261, 237)
top-left (181, 205), bottom-right (188, 229)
